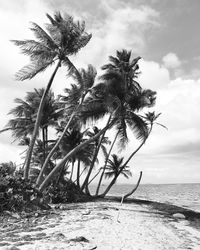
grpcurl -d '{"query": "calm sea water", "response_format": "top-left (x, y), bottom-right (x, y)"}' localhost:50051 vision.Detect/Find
top-left (90, 183), bottom-right (200, 212)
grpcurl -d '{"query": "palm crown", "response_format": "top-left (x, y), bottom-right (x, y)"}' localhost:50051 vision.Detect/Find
top-left (104, 154), bottom-right (132, 179)
top-left (12, 12), bottom-right (92, 81)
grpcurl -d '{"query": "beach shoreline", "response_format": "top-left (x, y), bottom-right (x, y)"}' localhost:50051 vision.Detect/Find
top-left (1, 198), bottom-right (200, 249)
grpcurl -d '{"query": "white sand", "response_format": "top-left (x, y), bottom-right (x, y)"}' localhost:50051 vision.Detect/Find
top-left (2, 201), bottom-right (200, 250)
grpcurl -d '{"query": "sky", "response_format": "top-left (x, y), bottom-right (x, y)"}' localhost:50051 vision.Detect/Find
top-left (0, 0), bottom-right (200, 184)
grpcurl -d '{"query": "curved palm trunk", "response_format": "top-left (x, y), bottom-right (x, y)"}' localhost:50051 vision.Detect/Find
top-left (36, 95), bottom-right (85, 186)
top-left (42, 128), bottom-right (46, 163)
top-left (24, 60), bottom-right (61, 179)
top-left (99, 125), bottom-right (152, 198)
top-left (124, 171), bottom-right (142, 200)
top-left (122, 125), bottom-right (152, 168)
top-left (81, 135), bottom-right (103, 194)
top-left (39, 120), bottom-right (114, 192)
top-left (82, 115), bottom-right (112, 194)
top-left (95, 131), bottom-right (119, 195)
top-left (98, 174), bottom-right (119, 198)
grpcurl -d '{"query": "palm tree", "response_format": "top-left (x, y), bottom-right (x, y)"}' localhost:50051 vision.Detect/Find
top-left (99, 154), bottom-right (132, 197)
top-left (12, 12), bottom-right (92, 179)
top-left (101, 49), bottom-right (141, 92)
top-left (51, 126), bottom-right (94, 187)
top-left (0, 88), bottom-right (61, 163)
top-left (36, 65), bottom-right (96, 186)
top-left (121, 112), bottom-right (167, 170)
top-left (81, 126), bottom-right (110, 194)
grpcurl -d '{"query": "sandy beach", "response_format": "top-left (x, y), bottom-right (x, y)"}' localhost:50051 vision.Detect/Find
top-left (1, 200), bottom-right (200, 250)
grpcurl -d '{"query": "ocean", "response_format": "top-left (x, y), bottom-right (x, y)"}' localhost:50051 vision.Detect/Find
top-left (90, 183), bottom-right (200, 212)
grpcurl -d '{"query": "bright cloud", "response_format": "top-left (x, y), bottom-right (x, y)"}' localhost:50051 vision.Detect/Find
top-left (162, 52), bottom-right (181, 69)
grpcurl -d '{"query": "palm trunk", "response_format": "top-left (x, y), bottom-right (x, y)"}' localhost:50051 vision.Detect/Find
top-left (23, 59), bottom-right (61, 179)
top-left (98, 175), bottom-right (118, 198)
top-left (76, 159), bottom-right (81, 188)
top-left (42, 127), bottom-right (46, 163)
top-left (81, 115), bottom-right (112, 194)
top-left (39, 120), bottom-right (114, 192)
top-left (98, 125), bottom-right (152, 198)
top-left (74, 165), bottom-right (84, 185)
top-left (36, 94), bottom-right (86, 186)
top-left (124, 171), bottom-right (142, 200)
top-left (56, 161), bottom-right (66, 185)
top-left (95, 131), bottom-right (119, 195)
top-left (122, 125), bottom-right (152, 168)
top-left (45, 126), bottom-right (48, 154)
top-left (87, 168), bottom-right (101, 186)
top-left (81, 137), bottom-right (102, 195)
top-left (70, 160), bottom-right (75, 180)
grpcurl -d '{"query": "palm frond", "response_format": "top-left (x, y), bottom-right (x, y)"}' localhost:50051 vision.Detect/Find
top-left (30, 22), bottom-right (58, 49)
top-left (15, 60), bottom-right (55, 81)
top-left (46, 12), bottom-right (92, 55)
top-left (114, 108), bottom-right (129, 148)
top-left (120, 169), bottom-right (132, 179)
top-left (126, 111), bottom-right (148, 140)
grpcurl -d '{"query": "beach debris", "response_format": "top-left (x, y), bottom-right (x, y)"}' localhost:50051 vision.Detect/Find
top-left (172, 213), bottom-right (186, 219)
top-left (87, 246), bottom-right (97, 250)
top-left (117, 195), bottom-right (124, 222)
top-left (59, 205), bottom-right (66, 210)
top-left (70, 236), bottom-right (90, 243)
top-left (52, 232), bottom-right (66, 240)
top-left (82, 210), bottom-right (91, 215)
top-left (5, 246), bottom-right (20, 250)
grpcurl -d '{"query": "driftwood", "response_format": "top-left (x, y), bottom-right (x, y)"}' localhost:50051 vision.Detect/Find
top-left (124, 171), bottom-right (143, 200)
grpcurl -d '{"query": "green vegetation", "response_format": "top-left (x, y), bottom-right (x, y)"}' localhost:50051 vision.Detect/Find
top-left (0, 12), bottom-right (165, 211)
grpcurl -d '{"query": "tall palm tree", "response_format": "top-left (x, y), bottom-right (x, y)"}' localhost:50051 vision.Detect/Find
top-left (101, 49), bottom-right (141, 92)
top-left (12, 12), bottom-right (92, 179)
top-left (99, 154), bottom-right (132, 197)
top-left (36, 65), bottom-right (96, 186)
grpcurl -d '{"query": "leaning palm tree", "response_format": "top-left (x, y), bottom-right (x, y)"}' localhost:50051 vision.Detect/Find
top-left (99, 154), bottom-right (132, 197)
top-left (12, 12), bottom-right (92, 179)
top-left (36, 65), bottom-right (96, 186)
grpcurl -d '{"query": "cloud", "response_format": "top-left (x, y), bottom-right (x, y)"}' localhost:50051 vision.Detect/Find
top-left (162, 52), bottom-right (181, 69)
top-left (75, 1), bottom-right (160, 69)
top-left (139, 59), bottom-right (170, 90)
